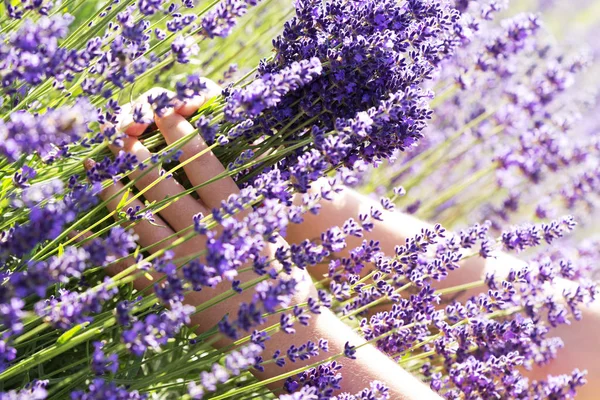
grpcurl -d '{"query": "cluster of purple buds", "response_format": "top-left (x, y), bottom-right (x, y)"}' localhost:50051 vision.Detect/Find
top-left (0, 98), bottom-right (97, 161)
top-left (225, 57), bottom-right (323, 122)
top-left (201, 0), bottom-right (258, 39)
top-left (122, 301), bottom-right (194, 356)
top-left (187, 344), bottom-right (263, 398)
top-left (216, 0), bottom-right (467, 198)
top-left (35, 281), bottom-right (118, 330)
top-left (501, 215), bottom-right (576, 252)
top-left (70, 379), bottom-right (145, 400)
top-left (0, 14), bottom-right (73, 90)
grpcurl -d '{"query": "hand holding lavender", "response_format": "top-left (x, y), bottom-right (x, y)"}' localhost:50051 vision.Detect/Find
top-left (0, 0), bottom-right (597, 399)
top-left (85, 87), bottom-right (439, 398)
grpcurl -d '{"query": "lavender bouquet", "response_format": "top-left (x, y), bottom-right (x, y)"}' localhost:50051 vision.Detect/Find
top-left (0, 0), bottom-right (597, 399)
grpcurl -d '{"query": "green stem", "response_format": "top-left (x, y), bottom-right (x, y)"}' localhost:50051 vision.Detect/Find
top-left (417, 162), bottom-right (498, 219)
top-left (13, 323), bottom-right (51, 345)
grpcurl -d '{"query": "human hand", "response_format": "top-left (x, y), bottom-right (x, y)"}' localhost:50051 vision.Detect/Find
top-left (84, 83), bottom-right (314, 333)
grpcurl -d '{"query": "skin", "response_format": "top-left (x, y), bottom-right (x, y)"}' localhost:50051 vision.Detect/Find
top-left (92, 85), bottom-right (440, 399)
top-left (287, 179), bottom-right (600, 399)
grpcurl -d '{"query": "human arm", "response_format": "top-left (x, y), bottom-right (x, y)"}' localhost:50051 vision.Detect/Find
top-left (287, 179), bottom-right (600, 399)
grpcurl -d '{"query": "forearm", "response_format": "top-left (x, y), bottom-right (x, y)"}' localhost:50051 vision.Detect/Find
top-left (288, 182), bottom-right (600, 398)
top-left (289, 182), bottom-right (508, 291)
top-left (303, 307), bottom-right (441, 399)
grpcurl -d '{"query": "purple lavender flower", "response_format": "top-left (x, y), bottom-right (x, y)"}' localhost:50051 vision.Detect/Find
top-left (35, 280), bottom-right (118, 330)
top-left (529, 369), bottom-right (587, 399)
top-left (0, 379), bottom-right (49, 399)
top-left (286, 340), bottom-right (321, 363)
top-left (225, 58), bottom-right (322, 122)
top-left (12, 166), bottom-right (36, 188)
top-left (1, 14), bottom-right (73, 88)
top-left (284, 361), bottom-right (343, 398)
top-left (335, 380), bottom-right (390, 400)
top-left (115, 299), bottom-right (138, 327)
top-left (278, 386), bottom-right (320, 399)
top-left (0, 98), bottom-right (97, 161)
top-left (0, 339), bottom-right (17, 374)
top-left (0, 298), bottom-right (25, 335)
top-left (188, 344), bottom-right (263, 398)
top-left (0, 183), bottom-right (100, 263)
top-left (5, 1), bottom-right (57, 18)
top-left (343, 342), bottom-right (357, 360)
top-left (501, 216), bottom-right (576, 252)
top-left (70, 379), bottom-right (145, 400)
top-left (138, 0), bottom-right (165, 15)
top-left (167, 16), bottom-right (197, 34)
top-left (176, 74), bottom-right (208, 101)
top-left (200, 0), bottom-right (253, 39)
top-left (91, 342), bottom-right (119, 375)
top-left (45, 246), bottom-right (90, 283)
top-left (122, 301), bottom-right (193, 356)
top-left (86, 152), bottom-right (139, 183)
top-left (171, 35), bottom-right (199, 64)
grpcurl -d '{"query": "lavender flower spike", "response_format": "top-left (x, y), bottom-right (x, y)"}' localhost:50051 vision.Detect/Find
top-left (225, 57), bottom-right (323, 122)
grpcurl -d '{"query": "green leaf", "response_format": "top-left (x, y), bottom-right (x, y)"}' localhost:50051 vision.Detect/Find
top-left (116, 189), bottom-right (131, 212)
top-left (0, 198), bottom-right (8, 215)
top-left (124, 354), bottom-right (144, 380)
top-left (56, 322), bottom-right (90, 345)
top-left (1, 177), bottom-right (11, 192)
top-left (0, 177), bottom-right (12, 214)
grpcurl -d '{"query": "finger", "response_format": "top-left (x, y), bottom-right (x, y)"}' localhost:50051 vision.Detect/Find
top-left (174, 95), bottom-right (205, 118)
top-left (85, 158), bottom-right (177, 252)
top-left (155, 110), bottom-right (240, 209)
top-left (120, 81), bottom-right (220, 136)
top-left (109, 136), bottom-right (207, 233)
top-left (85, 160), bottom-right (202, 292)
top-left (69, 216), bottom-right (165, 294)
top-left (175, 77), bottom-right (222, 117)
top-left (118, 88), bottom-right (178, 137)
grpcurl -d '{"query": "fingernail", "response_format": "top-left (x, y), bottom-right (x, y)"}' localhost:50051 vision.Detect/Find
top-left (116, 107), bottom-right (135, 131)
top-left (202, 78), bottom-right (222, 98)
top-left (118, 115), bottom-right (134, 132)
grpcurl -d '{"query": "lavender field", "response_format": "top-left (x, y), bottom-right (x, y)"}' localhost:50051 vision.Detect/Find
top-left (0, 0), bottom-right (599, 399)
